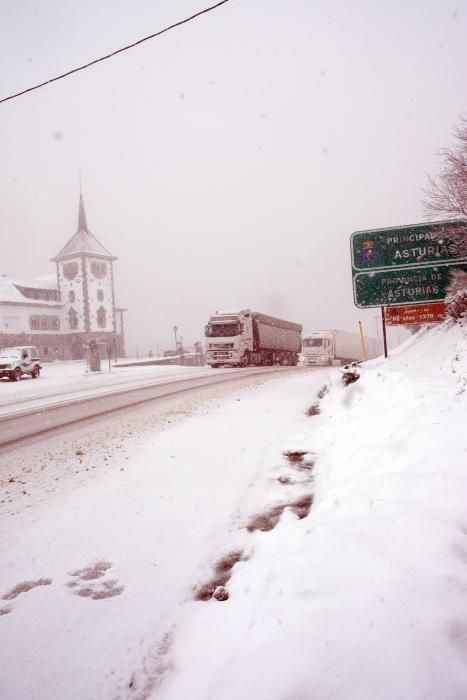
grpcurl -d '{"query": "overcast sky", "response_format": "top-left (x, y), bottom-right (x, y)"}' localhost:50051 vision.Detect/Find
top-left (1, 0), bottom-right (466, 353)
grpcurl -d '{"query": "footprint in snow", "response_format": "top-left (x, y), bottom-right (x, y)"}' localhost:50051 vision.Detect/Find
top-left (0, 578), bottom-right (53, 617)
top-left (67, 560), bottom-right (124, 600)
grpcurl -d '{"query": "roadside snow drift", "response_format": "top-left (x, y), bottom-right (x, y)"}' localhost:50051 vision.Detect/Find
top-left (156, 321), bottom-right (467, 700)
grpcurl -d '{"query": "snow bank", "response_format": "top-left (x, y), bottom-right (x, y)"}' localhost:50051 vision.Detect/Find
top-left (157, 320), bottom-right (467, 700)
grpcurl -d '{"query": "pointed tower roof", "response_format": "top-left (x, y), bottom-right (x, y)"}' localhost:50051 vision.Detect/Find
top-left (51, 193), bottom-right (117, 262)
top-left (78, 193), bottom-right (87, 231)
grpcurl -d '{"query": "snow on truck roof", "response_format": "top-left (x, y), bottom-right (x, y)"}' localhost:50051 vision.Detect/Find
top-left (252, 313), bottom-right (302, 332)
top-left (211, 310), bottom-right (302, 332)
top-left (215, 309), bottom-right (248, 315)
top-left (303, 330), bottom-right (381, 344)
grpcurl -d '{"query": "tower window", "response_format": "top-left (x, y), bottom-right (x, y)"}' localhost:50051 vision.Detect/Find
top-left (69, 290), bottom-right (76, 303)
top-left (97, 289), bottom-right (104, 302)
top-left (68, 307), bottom-right (78, 329)
top-left (97, 306), bottom-right (107, 328)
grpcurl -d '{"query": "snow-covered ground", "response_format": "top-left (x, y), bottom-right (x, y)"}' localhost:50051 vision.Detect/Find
top-left (1, 320), bottom-right (466, 699)
top-left (0, 367), bottom-right (328, 699)
top-left (156, 321), bottom-right (467, 700)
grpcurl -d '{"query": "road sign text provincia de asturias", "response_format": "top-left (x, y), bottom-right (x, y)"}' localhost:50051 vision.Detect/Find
top-left (353, 263), bottom-right (465, 307)
top-left (351, 219), bottom-right (467, 308)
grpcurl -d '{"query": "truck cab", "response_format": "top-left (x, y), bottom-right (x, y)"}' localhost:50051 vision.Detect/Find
top-left (205, 311), bottom-right (252, 367)
top-left (0, 346), bottom-right (42, 382)
top-left (302, 332), bottom-right (333, 366)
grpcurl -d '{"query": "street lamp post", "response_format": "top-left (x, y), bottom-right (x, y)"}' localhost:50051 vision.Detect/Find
top-left (173, 326), bottom-right (178, 354)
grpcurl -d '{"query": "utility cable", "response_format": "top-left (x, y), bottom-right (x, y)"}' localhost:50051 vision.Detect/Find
top-left (0, 0), bottom-right (231, 105)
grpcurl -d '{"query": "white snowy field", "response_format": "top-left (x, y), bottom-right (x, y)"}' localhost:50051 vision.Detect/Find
top-left (1, 320), bottom-right (466, 700)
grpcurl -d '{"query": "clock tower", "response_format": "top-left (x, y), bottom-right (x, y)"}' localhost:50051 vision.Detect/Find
top-left (51, 193), bottom-right (120, 357)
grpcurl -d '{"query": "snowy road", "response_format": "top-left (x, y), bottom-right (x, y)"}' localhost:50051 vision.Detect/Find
top-left (0, 368), bottom-right (328, 699)
top-left (0, 362), bottom-right (305, 446)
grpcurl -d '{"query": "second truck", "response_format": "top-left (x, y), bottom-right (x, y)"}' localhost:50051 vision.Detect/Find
top-left (302, 329), bottom-right (383, 366)
top-left (205, 310), bottom-right (302, 368)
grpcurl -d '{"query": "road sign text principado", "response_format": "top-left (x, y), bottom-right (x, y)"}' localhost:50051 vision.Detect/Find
top-left (351, 219), bottom-right (467, 272)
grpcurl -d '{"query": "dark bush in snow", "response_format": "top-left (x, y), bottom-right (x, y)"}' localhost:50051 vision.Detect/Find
top-left (446, 269), bottom-right (467, 320)
top-left (340, 362), bottom-right (361, 386)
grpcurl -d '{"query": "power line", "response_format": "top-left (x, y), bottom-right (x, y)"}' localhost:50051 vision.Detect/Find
top-left (0, 0), bottom-right (232, 105)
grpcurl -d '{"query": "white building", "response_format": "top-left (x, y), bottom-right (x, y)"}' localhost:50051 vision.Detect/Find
top-left (0, 195), bottom-right (126, 360)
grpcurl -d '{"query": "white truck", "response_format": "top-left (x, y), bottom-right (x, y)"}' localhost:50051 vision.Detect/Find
top-left (302, 330), bottom-right (382, 367)
top-left (205, 310), bottom-right (302, 368)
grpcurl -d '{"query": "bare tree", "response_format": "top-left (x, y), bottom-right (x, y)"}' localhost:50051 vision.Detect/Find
top-left (423, 113), bottom-right (467, 223)
top-left (422, 114), bottom-right (467, 320)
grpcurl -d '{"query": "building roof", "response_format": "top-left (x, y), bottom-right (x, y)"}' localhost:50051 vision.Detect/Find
top-left (33, 273), bottom-right (57, 283)
top-left (51, 194), bottom-right (117, 261)
top-left (0, 275), bottom-right (62, 307)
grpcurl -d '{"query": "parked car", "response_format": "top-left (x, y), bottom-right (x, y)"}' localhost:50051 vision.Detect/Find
top-left (0, 346), bottom-right (42, 382)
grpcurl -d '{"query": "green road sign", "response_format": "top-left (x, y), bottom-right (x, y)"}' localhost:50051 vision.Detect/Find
top-left (353, 262), bottom-right (467, 308)
top-left (351, 219), bottom-right (467, 271)
top-left (351, 218), bottom-right (467, 308)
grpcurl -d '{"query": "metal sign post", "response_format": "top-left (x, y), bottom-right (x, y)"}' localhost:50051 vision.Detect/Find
top-left (381, 306), bottom-right (388, 358)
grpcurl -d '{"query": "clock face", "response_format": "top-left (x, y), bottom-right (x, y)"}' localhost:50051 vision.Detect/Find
top-left (63, 262), bottom-right (78, 280)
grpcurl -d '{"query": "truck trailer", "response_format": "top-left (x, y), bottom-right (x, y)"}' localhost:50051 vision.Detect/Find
top-left (205, 310), bottom-right (302, 368)
top-left (302, 330), bottom-right (383, 366)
